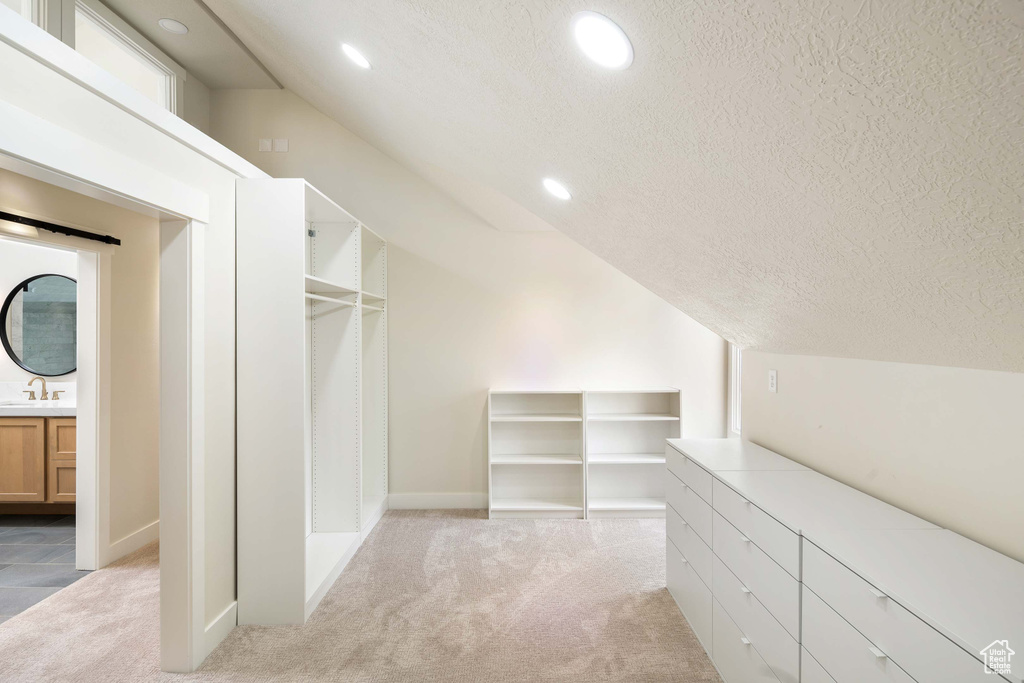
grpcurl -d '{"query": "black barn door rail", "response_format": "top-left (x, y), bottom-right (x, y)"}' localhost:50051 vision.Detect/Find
top-left (0, 209), bottom-right (121, 246)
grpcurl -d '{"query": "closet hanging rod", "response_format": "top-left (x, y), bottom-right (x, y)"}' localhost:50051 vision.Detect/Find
top-left (362, 304), bottom-right (385, 312)
top-left (0, 209), bottom-right (122, 246)
top-left (305, 293), bottom-right (356, 306)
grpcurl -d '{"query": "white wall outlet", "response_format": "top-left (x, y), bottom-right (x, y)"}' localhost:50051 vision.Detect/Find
top-left (769, 369), bottom-right (778, 393)
top-left (273, 138), bottom-right (289, 152)
top-left (258, 138), bottom-right (272, 152)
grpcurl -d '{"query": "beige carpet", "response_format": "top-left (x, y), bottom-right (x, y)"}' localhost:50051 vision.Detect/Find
top-left (0, 511), bottom-right (720, 682)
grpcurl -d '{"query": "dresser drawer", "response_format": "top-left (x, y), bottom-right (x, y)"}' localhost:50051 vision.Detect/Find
top-left (712, 598), bottom-right (782, 683)
top-left (667, 470), bottom-right (712, 546)
top-left (803, 542), bottom-right (990, 683)
top-left (712, 479), bottom-right (799, 578)
top-left (713, 511), bottom-right (800, 639)
top-left (803, 587), bottom-right (917, 683)
top-left (666, 444), bottom-right (687, 482)
top-left (667, 538), bottom-right (712, 652)
top-left (713, 555), bottom-right (799, 683)
top-left (667, 503), bottom-right (712, 588)
top-left (801, 648), bottom-right (838, 683)
top-left (680, 456), bottom-right (713, 504)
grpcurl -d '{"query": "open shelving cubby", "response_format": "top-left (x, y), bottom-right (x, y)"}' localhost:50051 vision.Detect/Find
top-left (488, 391), bottom-right (585, 518)
top-left (584, 389), bottom-right (679, 518)
top-left (238, 179), bottom-right (389, 625)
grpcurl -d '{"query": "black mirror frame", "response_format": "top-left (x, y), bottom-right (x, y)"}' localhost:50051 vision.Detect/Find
top-left (0, 273), bottom-right (78, 377)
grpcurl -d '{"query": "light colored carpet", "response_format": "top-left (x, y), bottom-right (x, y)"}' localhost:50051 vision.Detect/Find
top-left (0, 510), bottom-right (720, 682)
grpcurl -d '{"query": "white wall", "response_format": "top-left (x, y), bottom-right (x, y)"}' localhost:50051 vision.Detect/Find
top-left (209, 89), bottom-right (728, 504)
top-left (0, 238), bottom-right (77, 382)
top-left (0, 167), bottom-right (160, 542)
top-left (742, 351), bottom-right (1024, 563)
top-left (183, 75), bottom-right (210, 134)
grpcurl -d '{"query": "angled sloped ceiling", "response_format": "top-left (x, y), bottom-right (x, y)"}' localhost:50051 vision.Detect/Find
top-left (204, 0), bottom-right (1024, 372)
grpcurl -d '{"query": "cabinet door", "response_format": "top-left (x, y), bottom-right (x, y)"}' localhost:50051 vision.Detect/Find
top-left (0, 417), bottom-right (46, 502)
top-left (47, 418), bottom-right (76, 503)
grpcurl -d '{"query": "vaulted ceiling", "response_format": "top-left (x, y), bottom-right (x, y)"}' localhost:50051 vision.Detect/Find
top-left (204, 0), bottom-right (1024, 372)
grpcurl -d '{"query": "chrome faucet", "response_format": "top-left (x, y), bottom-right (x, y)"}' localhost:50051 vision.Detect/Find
top-left (26, 376), bottom-right (48, 401)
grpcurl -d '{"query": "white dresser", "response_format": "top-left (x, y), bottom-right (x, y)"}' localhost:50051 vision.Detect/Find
top-left (665, 438), bottom-right (1023, 683)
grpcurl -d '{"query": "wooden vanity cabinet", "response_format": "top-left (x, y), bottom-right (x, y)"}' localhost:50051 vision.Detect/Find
top-left (47, 418), bottom-right (77, 503)
top-left (0, 416), bottom-right (76, 503)
top-left (0, 418), bottom-right (46, 502)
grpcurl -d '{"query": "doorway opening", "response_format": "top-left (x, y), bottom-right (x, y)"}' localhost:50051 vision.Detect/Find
top-left (0, 166), bottom-right (162, 624)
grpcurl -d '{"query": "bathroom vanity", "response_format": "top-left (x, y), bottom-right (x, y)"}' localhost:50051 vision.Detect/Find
top-left (0, 415), bottom-right (76, 503)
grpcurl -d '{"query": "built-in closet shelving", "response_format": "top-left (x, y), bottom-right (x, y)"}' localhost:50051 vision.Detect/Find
top-left (237, 178), bottom-right (388, 625)
top-left (487, 389), bottom-right (679, 519)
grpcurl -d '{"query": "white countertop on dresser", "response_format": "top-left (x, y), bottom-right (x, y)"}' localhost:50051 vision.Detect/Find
top-left (667, 437), bottom-right (810, 472)
top-left (808, 527), bottom-right (1024, 682)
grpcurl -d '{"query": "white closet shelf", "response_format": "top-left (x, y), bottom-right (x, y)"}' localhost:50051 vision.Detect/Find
top-left (588, 453), bottom-right (667, 465)
top-left (589, 497), bottom-right (665, 511)
top-left (361, 290), bottom-right (386, 302)
top-left (305, 274), bottom-right (358, 296)
top-left (362, 304), bottom-right (385, 314)
top-left (490, 414), bottom-right (583, 422)
top-left (491, 454), bottom-right (583, 465)
top-left (587, 414), bottom-right (680, 422)
top-left (490, 498), bottom-right (583, 512)
top-left (305, 293), bottom-right (356, 306)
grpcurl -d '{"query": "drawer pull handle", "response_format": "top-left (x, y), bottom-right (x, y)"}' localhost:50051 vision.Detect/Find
top-left (740, 586), bottom-right (752, 595)
top-left (868, 646), bottom-right (888, 660)
top-left (739, 535), bottom-right (752, 544)
top-left (740, 637), bottom-right (751, 646)
top-left (868, 587), bottom-right (888, 600)
top-left (680, 557), bottom-right (688, 564)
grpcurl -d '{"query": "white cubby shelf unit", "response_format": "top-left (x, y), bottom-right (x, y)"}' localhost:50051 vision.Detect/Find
top-left (487, 389), bottom-right (680, 519)
top-left (585, 389), bottom-right (679, 518)
top-left (237, 179), bottom-right (388, 625)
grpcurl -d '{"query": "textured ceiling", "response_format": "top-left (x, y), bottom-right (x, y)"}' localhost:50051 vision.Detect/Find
top-left (204, 0), bottom-right (1024, 371)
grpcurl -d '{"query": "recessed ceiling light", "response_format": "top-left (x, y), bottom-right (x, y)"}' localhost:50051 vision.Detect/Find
top-left (342, 43), bottom-right (371, 69)
top-left (543, 178), bottom-right (572, 200)
top-left (571, 11), bottom-right (633, 70)
top-left (158, 18), bottom-right (188, 35)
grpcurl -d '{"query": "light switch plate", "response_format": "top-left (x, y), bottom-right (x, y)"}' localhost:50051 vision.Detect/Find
top-left (273, 138), bottom-right (289, 152)
top-left (769, 369), bottom-right (778, 393)
top-left (258, 138), bottom-right (272, 152)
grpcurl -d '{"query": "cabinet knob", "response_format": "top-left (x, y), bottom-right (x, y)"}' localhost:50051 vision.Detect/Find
top-left (740, 586), bottom-right (752, 595)
top-left (740, 637), bottom-right (751, 646)
top-left (868, 646), bottom-right (888, 660)
top-left (868, 587), bottom-right (888, 600)
top-left (739, 535), bottom-right (752, 544)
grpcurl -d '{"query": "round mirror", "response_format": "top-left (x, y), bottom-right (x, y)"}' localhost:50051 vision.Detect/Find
top-left (1, 274), bottom-right (77, 377)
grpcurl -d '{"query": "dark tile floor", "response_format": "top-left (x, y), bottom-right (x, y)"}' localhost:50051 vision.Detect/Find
top-left (0, 515), bottom-right (87, 624)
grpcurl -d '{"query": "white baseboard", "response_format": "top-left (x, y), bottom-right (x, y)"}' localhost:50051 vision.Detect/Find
top-left (102, 519), bottom-right (159, 566)
top-left (387, 492), bottom-right (487, 509)
top-left (202, 601), bottom-right (237, 661)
